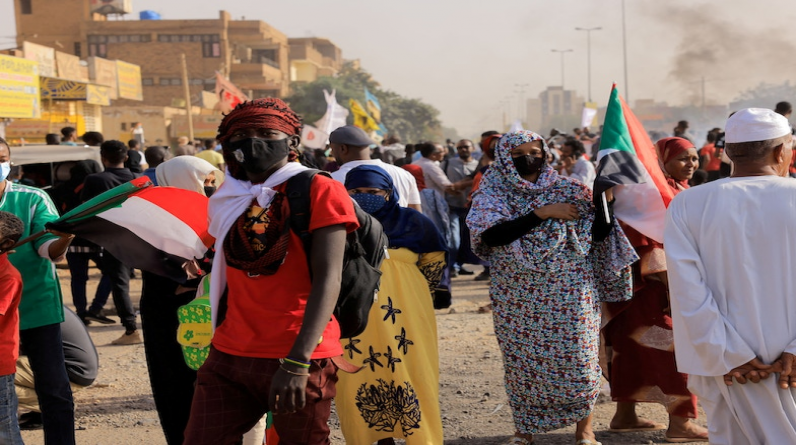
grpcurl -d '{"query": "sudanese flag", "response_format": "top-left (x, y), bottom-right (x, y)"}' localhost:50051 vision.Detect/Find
top-left (594, 84), bottom-right (675, 243)
top-left (47, 176), bottom-right (213, 281)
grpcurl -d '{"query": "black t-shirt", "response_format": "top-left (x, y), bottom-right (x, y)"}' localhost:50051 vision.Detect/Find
top-left (81, 168), bottom-right (139, 201)
top-left (125, 150), bottom-right (143, 173)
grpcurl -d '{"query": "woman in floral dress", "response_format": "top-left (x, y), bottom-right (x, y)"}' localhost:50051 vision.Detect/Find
top-left (467, 130), bottom-right (637, 445)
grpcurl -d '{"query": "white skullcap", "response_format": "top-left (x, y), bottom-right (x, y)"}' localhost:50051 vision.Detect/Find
top-left (725, 108), bottom-right (792, 143)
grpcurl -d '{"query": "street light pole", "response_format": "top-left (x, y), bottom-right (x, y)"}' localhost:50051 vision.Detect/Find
top-left (575, 26), bottom-right (602, 102)
top-left (621, 0), bottom-right (629, 101)
top-left (551, 49), bottom-right (573, 90)
top-left (515, 83), bottom-right (529, 123)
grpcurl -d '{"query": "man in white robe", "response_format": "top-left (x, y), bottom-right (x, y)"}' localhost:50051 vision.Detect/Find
top-left (664, 107), bottom-right (796, 445)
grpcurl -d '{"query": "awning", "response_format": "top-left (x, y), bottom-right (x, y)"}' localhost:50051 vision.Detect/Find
top-left (40, 77), bottom-right (111, 106)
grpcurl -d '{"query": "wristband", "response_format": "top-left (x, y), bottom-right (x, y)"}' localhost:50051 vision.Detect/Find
top-left (279, 365), bottom-right (309, 376)
top-left (281, 357), bottom-right (311, 369)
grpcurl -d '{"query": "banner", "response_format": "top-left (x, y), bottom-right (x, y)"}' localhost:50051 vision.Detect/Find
top-left (364, 87), bottom-right (381, 122)
top-left (349, 99), bottom-right (380, 133)
top-left (171, 114), bottom-right (225, 139)
top-left (314, 89), bottom-right (349, 135)
top-left (87, 57), bottom-right (118, 99)
top-left (581, 101), bottom-right (599, 128)
top-left (214, 72), bottom-right (248, 114)
top-left (301, 124), bottom-right (329, 150)
top-left (56, 51), bottom-right (85, 82)
top-left (86, 84), bottom-right (111, 106)
top-left (23, 41), bottom-right (55, 78)
top-left (116, 60), bottom-right (143, 101)
top-left (0, 54), bottom-right (41, 119)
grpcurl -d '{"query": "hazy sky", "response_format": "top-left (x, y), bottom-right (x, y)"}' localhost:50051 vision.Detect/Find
top-left (2, 0), bottom-right (795, 136)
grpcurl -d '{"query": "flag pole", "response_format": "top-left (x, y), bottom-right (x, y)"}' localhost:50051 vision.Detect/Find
top-left (11, 230), bottom-right (48, 249)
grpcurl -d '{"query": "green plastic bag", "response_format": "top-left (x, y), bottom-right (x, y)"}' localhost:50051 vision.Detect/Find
top-left (177, 275), bottom-right (212, 371)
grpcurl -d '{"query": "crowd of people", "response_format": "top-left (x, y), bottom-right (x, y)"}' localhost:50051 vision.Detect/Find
top-left (0, 96), bottom-right (794, 445)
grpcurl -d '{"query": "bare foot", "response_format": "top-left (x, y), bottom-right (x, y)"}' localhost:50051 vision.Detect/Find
top-left (666, 417), bottom-right (709, 441)
top-left (609, 416), bottom-right (666, 431)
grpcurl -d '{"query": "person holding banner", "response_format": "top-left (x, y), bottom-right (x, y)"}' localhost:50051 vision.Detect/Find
top-left (467, 130), bottom-right (636, 445)
top-left (602, 136), bottom-right (709, 443)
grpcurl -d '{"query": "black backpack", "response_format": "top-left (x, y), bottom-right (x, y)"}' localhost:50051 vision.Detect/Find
top-left (286, 169), bottom-right (388, 338)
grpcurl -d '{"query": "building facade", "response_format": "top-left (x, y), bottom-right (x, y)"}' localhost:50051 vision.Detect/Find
top-left (289, 37), bottom-right (343, 83)
top-left (14, 1), bottom-right (291, 106)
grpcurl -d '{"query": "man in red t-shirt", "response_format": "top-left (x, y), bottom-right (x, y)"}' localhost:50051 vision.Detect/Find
top-left (699, 129), bottom-right (722, 182)
top-left (0, 211), bottom-right (25, 443)
top-left (184, 98), bottom-right (358, 445)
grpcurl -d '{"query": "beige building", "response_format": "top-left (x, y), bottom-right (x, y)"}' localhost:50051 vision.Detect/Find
top-left (14, 1), bottom-right (291, 107)
top-left (289, 37), bottom-right (343, 83)
top-left (525, 86), bottom-right (585, 133)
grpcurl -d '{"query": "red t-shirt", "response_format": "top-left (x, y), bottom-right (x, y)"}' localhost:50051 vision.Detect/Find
top-left (0, 254), bottom-right (22, 375)
top-left (213, 175), bottom-right (359, 359)
top-left (700, 144), bottom-right (721, 172)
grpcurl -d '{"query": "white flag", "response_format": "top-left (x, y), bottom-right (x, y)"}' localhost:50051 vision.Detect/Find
top-left (214, 72), bottom-right (249, 114)
top-left (581, 102), bottom-right (598, 128)
top-left (314, 89), bottom-right (349, 136)
top-left (301, 125), bottom-right (329, 150)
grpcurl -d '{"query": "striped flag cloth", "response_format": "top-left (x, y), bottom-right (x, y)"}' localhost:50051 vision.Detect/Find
top-left (47, 177), bottom-right (213, 281)
top-left (594, 84), bottom-right (674, 243)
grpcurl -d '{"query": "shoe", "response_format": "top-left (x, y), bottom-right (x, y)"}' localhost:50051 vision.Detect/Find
top-left (79, 316), bottom-right (92, 326)
top-left (450, 270), bottom-right (458, 278)
top-left (111, 330), bottom-right (143, 345)
top-left (18, 411), bottom-right (43, 430)
top-left (85, 310), bottom-right (115, 325)
top-left (664, 434), bottom-right (709, 443)
top-left (458, 267), bottom-right (475, 275)
top-left (474, 271), bottom-right (490, 281)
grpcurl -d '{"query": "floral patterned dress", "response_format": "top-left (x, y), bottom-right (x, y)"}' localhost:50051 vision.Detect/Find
top-left (467, 130), bottom-right (637, 434)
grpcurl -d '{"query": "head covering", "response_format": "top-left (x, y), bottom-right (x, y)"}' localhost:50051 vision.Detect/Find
top-left (400, 164), bottom-right (426, 191)
top-left (725, 108), bottom-right (791, 143)
top-left (481, 133), bottom-right (503, 159)
top-left (345, 165), bottom-right (445, 254)
top-left (485, 130), bottom-right (555, 198)
top-left (329, 125), bottom-right (374, 147)
top-left (156, 156), bottom-right (220, 195)
top-left (655, 136), bottom-right (694, 191)
top-left (216, 98), bottom-right (303, 145)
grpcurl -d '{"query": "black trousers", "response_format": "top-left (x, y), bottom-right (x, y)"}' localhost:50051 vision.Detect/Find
top-left (20, 323), bottom-right (75, 445)
top-left (140, 272), bottom-right (197, 445)
top-left (100, 251), bottom-right (136, 331)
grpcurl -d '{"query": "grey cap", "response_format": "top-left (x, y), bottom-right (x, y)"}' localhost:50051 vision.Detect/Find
top-left (329, 125), bottom-right (374, 147)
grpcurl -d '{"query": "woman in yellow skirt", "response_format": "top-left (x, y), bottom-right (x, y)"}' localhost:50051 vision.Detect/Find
top-left (339, 165), bottom-right (447, 445)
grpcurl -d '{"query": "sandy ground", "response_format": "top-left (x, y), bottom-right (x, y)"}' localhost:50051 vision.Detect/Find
top-left (20, 265), bottom-right (707, 445)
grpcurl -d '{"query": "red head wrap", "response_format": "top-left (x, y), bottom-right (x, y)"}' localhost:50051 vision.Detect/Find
top-left (656, 137), bottom-right (694, 190)
top-left (482, 134), bottom-right (503, 160)
top-left (216, 98), bottom-right (303, 145)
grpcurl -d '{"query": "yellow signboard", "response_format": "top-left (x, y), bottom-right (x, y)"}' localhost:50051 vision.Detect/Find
top-left (23, 41), bottom-right (55, 77)
top-left (86, 84), bottom-right (111, 106)
top-left (0, 54), bottom-right (41, 119)
top-left (87, 57), bottom-right (118, 99)
top-left (56, 51), bottom-right (86, 82)
top-left (116, 60), bottom-right (143, 101)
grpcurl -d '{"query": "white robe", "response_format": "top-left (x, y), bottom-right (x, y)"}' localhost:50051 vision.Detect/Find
top-left (664, 176), bottom-right (796, 445)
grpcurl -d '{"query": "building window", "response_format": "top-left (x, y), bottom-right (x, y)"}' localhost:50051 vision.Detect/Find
top-left (74, 42), bottom-right (81, 57)
top-left (20, 0), bottom-right (32, 14)
top-left (202, 42), bottom-right (220, 58)
top-left (190, 79), bottom-right (204, 85)
top-left (158, 78), bottom-right (182, 86)
top-left (89, 44), bottom-right (107, 58)
top-left (142, 78), bottom-right (154, 86)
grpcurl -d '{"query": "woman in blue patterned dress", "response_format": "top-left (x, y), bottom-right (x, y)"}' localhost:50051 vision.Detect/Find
top-left (466, 130), bottom-right (637, 445)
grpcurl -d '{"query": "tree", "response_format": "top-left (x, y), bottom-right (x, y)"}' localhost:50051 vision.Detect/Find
top-left (286, 62), bottom-right (443, 142)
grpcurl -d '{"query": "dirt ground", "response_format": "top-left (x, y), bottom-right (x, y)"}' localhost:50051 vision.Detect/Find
top-left (20, 265), bottom-right (707, 445)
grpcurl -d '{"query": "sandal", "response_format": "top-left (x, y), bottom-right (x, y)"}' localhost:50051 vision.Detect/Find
top-left (505, 436), bottom-right (533, 445)
top-left (576, 440), bottom-right (602, 445)
top-left (664, 434), bottom-right (709, 443)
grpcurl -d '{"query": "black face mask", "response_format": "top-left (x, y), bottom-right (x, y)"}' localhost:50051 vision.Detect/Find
top-left (513, 154), bottom-right (545, 176)
top-left (203, 185), bottom-right (216, 198)
top-left (228, 137), bottom-right (290, 175)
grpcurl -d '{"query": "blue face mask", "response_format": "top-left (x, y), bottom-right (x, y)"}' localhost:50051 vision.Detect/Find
top-left (0, 163), bottom-right (10, 182)
top-left (351, 193), bottom-right (387, 214)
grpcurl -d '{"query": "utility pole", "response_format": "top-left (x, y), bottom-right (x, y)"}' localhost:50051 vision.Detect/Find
top-left (622, 0), bottom-right (629, 101)
top-left (551, 49), bottom-right (573, 90)
top-left (180, 53), bottom-right (195, 141)
top-left (515, 83), bottom-right (529, 123)
top-left (701, 76), bottom-right (706, 111)
top-left (575, 26), bottom-right (602, 102)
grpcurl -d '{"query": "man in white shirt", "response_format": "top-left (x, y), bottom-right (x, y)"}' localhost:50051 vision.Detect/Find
top-left (559, 139), bottom-right (596, 189)
top-left (665, 108), bottom-right (796, 445)
top-left (414, 143), bottom-right (453, 196)
top-left (329, 126), bottom-right (422, 212)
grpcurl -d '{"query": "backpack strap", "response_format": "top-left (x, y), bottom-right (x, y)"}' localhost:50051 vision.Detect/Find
top-left (286, 169), bottom-right (332, 274)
